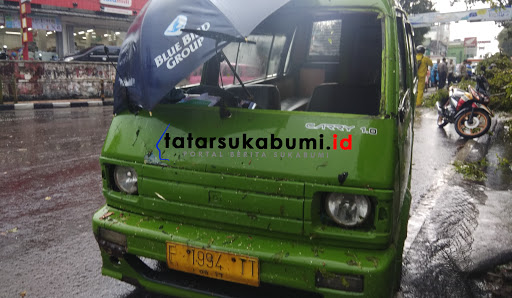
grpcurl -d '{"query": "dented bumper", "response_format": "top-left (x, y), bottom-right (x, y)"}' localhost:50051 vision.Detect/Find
top-left (93, 204), bottom-right (399, 297)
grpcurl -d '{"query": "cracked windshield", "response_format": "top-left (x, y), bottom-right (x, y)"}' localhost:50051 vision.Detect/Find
top-left (1, 0), bottom-right (512, 297)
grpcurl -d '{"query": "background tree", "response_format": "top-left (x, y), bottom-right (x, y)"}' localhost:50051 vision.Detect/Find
top-left (478, 52), bottom-right (512, 111)
top-left (497, 24), bottom-right (512, 56)
top-left (399, 0), bottom-right (436, 45)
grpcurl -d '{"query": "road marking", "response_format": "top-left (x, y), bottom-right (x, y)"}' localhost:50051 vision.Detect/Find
top-left (53, 102), bottom-right (71, 108)
top-left (14, 103), bottom-right (34, 110)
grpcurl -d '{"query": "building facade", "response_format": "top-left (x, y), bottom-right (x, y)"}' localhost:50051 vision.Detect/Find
top-left (0, 0), bottom-right (148, 60)
top-left (447, 41), bottom-right (464, 64)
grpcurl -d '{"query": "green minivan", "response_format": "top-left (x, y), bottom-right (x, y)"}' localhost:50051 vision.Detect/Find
top-left (93, 0), bottom-right (417, 296)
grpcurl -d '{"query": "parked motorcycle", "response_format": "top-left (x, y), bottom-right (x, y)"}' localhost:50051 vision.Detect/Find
top-left (436, 74), bottom-right (493, 138)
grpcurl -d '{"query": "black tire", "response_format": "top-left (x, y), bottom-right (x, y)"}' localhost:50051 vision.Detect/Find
top-left (454, 108), bottom-right (491, 138)
top-left (437, 115), bottom-right (448, 128)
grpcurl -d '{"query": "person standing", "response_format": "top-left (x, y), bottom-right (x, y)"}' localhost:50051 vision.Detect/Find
top-left (426, 67), bottom-right (431, 91)
top-left (460, 60), bottom-right (468, 80)
top-left (431, 59), bottom-right (439, 89)
top-left (416, 45), bottom-right (433, 106)
top-left (429, 65), bottom-right (435, 87)
top-left (466, 61), bottom-right (473, 78)
top-left (438, 57), bottom-right (448, 89)
top-left (447, 59), bottom-right (455, 87)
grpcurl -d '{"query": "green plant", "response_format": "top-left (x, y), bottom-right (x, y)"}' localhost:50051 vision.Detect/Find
top-left (424, 88), bottom-right (449, 108)
top-left (453, 78), bottom-right (476, 90)
top-left (477, 53), bottom-right (512, 112)
top-left (496, 154), bottom-right (511, 169)
top-left (453, 158), bottom-right (489, 181)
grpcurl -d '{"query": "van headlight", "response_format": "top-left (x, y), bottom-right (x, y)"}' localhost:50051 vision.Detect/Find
top-left (325, 193), bottom-right (370, 227)
top-left (114, 166), bottom-right (138, 194)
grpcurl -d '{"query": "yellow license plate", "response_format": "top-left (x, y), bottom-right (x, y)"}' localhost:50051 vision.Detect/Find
top-left (166, 242), bottom-right (259, 286)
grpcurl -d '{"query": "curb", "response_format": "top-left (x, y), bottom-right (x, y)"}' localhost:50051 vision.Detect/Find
top-left (0, 100), bottom-right (113, 111)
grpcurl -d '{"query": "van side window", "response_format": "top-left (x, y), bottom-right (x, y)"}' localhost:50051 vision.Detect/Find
top-left (304, 12), bottom-right (382, 115)
top-left (308, 19), bottom-right (342, 60)
top-left (396, 16), bottom-right (407, 91)
top-left (405, 23), bottom-right (416, 78)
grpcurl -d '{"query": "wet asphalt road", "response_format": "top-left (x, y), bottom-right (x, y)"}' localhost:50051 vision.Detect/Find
top-left (403, 108), bottom-right (512, 297)
top-left (0, 106), bottom-right (511, 297)
top-left (0, 107), bottom-right (134, 297)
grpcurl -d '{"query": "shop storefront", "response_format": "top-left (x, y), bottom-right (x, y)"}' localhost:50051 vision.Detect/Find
top-left (0, 0), bottom-right (147, 60)
top-left (0, 12), bottom-right (60, 59)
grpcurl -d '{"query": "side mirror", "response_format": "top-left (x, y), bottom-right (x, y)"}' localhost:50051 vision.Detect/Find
top-left (104, 46), bottom-right (109, 55)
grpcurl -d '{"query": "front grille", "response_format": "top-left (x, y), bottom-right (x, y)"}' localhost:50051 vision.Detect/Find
top-left (124, 254), bottom-right (323, 298)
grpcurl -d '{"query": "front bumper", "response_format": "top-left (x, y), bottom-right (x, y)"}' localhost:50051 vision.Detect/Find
top-left (93, 205), bottom-right (399, 298)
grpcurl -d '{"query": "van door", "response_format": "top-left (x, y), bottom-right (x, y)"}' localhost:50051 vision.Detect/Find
top-left (396, 12), bottom-right (414, 210)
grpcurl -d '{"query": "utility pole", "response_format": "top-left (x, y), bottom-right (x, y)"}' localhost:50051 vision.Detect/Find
top-left (19, 0), bottom-right (33, 60)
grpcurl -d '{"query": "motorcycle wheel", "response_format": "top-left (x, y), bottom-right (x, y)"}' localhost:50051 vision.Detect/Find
top-left (454, 108), bottom-right (491, 138)
top-left (437, 115), bottom-right (448, 128)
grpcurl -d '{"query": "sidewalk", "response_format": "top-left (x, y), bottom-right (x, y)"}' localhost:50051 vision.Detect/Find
top-left (0, 98), bottom-right (114, 111)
